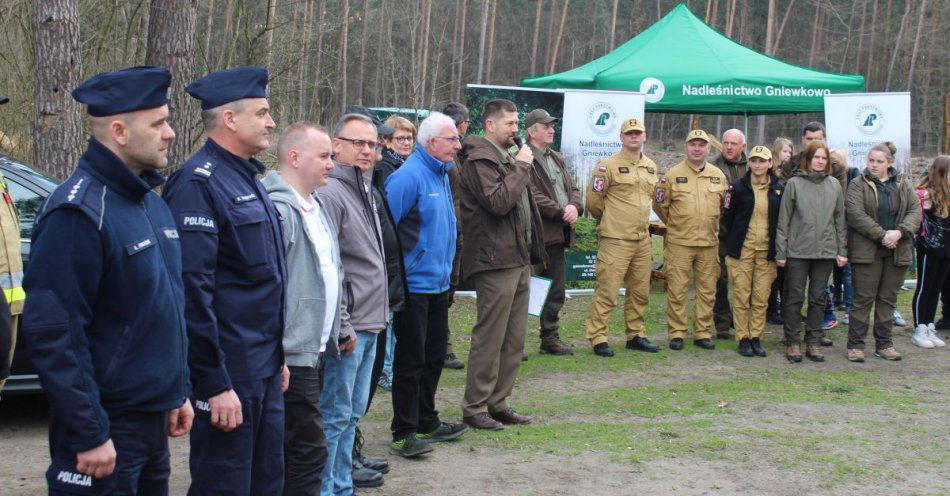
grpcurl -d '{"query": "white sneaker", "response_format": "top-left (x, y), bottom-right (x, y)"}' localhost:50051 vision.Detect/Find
top-left (893, 311), bottom-right (907, 327)
top-left (912, 324), bottom-right (935, 348)
top-left (927, 323), bottom-right (946, 347)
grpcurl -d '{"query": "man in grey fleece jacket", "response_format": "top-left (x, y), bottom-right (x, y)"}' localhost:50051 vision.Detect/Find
top-left (315, 114), bottom-right (391, 494)
top-left (263, 122), bottom-right (350, 495)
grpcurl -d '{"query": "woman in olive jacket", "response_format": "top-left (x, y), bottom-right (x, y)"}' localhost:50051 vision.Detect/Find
top-left (775, 140), bottom-right (847, 363)
top-left (845, 142), bottom-right (921, 362)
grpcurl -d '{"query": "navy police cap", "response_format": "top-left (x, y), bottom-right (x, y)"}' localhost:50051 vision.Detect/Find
top-left (72, 66), bottom-right (171, 117)
top-left (186, 66), bottom-right (269, 110)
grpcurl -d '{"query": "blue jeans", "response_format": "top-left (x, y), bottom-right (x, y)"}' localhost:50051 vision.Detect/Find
top-left (382, 313), bottom-right (395, 376)
top-left (320, 331), bottom-right (378, 496)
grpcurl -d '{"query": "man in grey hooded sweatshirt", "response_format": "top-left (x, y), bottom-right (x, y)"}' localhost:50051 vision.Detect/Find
top-left (263, 122), bottom-right (350, 495)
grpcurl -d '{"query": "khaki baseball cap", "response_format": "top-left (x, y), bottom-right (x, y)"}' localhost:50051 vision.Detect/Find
top-left (685, 129), bottom-right (710, 143)
top-left (620, 118), bottom-right (646, 133)
top-left (525, 108), bottom-right (559, 128)
top-left (748, 145), bottom-right (772, 161)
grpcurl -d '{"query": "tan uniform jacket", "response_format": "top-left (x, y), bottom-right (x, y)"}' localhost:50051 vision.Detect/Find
top-left (653, 160), bottom-right (727, 247)
top-left (0, 171), bottom-right (23, 315)
top-left (585, 151), bottom-right (658, 241)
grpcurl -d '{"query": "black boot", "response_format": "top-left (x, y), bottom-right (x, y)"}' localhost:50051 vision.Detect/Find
top-left (738, 338), bottom-right (754, 357)
top-left (751, 338), bottom-right (767, 357)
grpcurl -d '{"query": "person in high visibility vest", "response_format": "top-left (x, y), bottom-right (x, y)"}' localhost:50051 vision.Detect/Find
top-left (0, 142), bottom-right (25, 396)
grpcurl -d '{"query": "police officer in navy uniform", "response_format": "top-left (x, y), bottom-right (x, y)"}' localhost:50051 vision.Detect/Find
top-left (162, 66), bottom-right (290, 495)
top-left (20, 66), bottom-right (193, 494)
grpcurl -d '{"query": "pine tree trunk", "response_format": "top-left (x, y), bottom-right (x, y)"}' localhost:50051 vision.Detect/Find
top-left (146, 0), bottom-right (198, 168)
top-left (530, 0), bottom-right (543, 77)
top-left (476, 0), bottom-right (490, 84)
top-left (608, 0), bottom-right (619, 50)
top-left (455, 0), bottom-right (468, 100)
top-left (905, 0), bottom-right (927, 92)
top-left (548, 0), bottom-right (569, 73)
top-left (884, 0), bottom-right (911, 91)
top-left (297, 0), bottom-right (315, 120)
top-left (338, 0), bottom-right (350, 111)
top-left (485, 0), bottom-right (497, 83)
top-left (865, 0), bottom-right (878, 83)
top-left (32, 0), bottom-right (83, 180)
top-left (203, 0), bottom-right (215, 66)
top-left (263, 0), bottom-right (277, 67)
top-left (355, 0), bottom-right (370, 105)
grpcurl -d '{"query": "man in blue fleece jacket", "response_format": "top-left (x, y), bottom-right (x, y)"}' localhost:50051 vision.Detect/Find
top-left (384, 112), bottom-right (470, 455)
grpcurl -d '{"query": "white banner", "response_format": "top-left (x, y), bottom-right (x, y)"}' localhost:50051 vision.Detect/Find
top-left (824, 92), bottom-right (911, 171)
top-left (559, 90), bottom-right (646, 201)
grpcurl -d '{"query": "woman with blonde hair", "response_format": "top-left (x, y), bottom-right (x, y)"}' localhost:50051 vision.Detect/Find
top-left (911, 155), bottom-right (950, 348)
top-left (775, 140), bottom-right (847, 362)
top-left (844, 142), bottom-right (921, 361)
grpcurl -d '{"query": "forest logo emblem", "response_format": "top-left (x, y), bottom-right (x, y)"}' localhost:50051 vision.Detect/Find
top-left (855, 103), bottom-right (884, 136)
top-left (640, 77), bottom-right (665, 103)
top-left (587, 102), bottom-right (618, 136)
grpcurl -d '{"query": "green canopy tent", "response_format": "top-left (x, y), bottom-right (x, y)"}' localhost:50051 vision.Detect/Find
top-left (522, 3), bottom-right (865, 115)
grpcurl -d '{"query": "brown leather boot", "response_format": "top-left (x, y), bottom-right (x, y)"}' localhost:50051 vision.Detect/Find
top-left (806, 345), bottom-right (825, 362)
top-left (540, 338), bottom-right (574, 355)
top-left (785, 344), bottom-right (803, 363)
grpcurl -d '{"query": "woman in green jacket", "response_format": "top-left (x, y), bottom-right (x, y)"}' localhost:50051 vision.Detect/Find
top-left (775, 140), bottom-right (847, 363)
top-left (845, 142), bottom-right (921, 362)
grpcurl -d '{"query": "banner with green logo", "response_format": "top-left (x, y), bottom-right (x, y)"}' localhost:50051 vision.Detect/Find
top-left (824, 93), bottom-right (911, 171)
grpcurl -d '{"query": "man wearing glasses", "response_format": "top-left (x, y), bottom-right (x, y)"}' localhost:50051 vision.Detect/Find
top-left (315, 113), bottom-right (389, 495)
top-left (384, 112), bottom-right (470, 457)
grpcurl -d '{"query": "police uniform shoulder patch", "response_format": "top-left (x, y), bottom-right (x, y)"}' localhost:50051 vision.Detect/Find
top-left (41, 172), bottom-right (107, 230)
top-left (192, 161), bottom-right (216, 180)
top-left (592, 175), bottom-right (606, 192)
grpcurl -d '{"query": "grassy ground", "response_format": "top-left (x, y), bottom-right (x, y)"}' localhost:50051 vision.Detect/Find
top-left (360, 281), bottom-right (950, 495)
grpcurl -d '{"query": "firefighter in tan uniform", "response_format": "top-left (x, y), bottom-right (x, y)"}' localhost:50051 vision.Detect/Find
top-left (0, 166), bottom-right (24, 396)
top-left (653, 129), bottom-right (726, 351)
top-left (584, 118), bottom-right (662, 357)
top-left (721, 146), bottom-right (784, 358)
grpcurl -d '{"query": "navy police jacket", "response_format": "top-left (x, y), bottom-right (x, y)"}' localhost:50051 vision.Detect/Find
top-left (162, 138), bottom-right (286, 400)
top-left (20, 137), bottom-right (189, 453)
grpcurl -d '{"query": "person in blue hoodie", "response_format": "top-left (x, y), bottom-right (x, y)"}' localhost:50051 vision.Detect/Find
top-left (20, 67), bottom-right (192, 494)
top-left (384, 112), bottom-right (470, 456)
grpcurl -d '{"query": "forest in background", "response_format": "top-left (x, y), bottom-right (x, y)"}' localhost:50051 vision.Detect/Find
top-left (1, 0), bottom-right (948, 179)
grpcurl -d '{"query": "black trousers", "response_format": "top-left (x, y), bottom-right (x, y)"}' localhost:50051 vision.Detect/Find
top-left (783, 258), bottom-right (834, 346)
top-left (365, 325), bottom-right (387, 414)
top-left (940, 265), bottom-right (950, 322)
top-left (537, 243), bottom-right (566, 340)
top-left (913, 246), bottom-right (950, 327)
top-left (48, 410), bottom-right (169, 495)
top-left (767, 266), bottom-right (785, 318)
top-left (390, 291), bottom-right (450, 440)
top-left (284, 362), bottom-right (327, 496)
top-left (714, 254), bottom-right (733, 332)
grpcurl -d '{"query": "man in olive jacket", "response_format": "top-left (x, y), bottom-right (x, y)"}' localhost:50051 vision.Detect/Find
top-left (458, 99), bottom-right (545, 431)
top-left (525, 108), bottom-right (581, 356)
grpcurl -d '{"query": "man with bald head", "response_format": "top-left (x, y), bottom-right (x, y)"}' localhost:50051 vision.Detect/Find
top-left (712, 129), bottom-right (748, 339)
top-left (263, 122), bottom-right (346, 494)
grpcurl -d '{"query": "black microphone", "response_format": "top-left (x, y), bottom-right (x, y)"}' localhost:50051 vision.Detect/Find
top-left (513, 136), bottom-right (523, 148)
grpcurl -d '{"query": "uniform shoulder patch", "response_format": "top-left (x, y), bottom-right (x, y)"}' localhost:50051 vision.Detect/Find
top-left (40, 172), bottom-right (107, 229)
top-left (654, 185), bottom-right (666, 203)
top-left (592, 175), bottom-right (606, 192)
top-left (191, 161), bottom-right (216, 180)
top-left (598, 165), bottom-right (608, 173)
top-left (723, 192), bottom-right (731, 209)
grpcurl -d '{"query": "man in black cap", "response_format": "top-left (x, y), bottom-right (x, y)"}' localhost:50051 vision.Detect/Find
top-left (162, 66), bottom-right (289, 495)
top-left (20, 66), bottom-right (192, 494)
